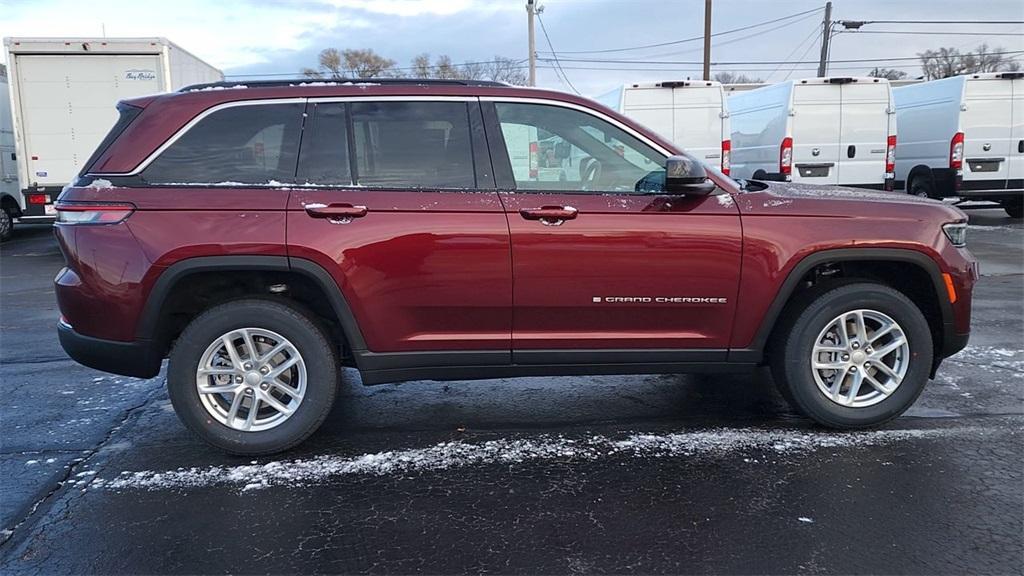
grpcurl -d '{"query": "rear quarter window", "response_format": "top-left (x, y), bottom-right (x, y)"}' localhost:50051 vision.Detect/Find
top-left (141, 103), bottom-right (304, 185)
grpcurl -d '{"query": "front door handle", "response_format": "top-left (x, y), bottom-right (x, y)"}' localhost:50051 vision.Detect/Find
top-left (304, 203), bottom-right (368, 223)
top-left (847, 145), bottom-right (856, 158)
top-left (520, 205), bottom-right (578, 226)
top-left (1018, 140), bottom-right (1023, 153)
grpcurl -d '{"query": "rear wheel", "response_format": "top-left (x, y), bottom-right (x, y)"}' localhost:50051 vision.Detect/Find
top-left (771, 283), bottom-right (933, 428)
top-left (0, 208), bottom-right (12, 242)
top-left (168, 299), bottom-right (338, 455)
top-left (907, 174), bottom-right (933, 198)
top-left (1002, 199), bottom-right (1023, 219)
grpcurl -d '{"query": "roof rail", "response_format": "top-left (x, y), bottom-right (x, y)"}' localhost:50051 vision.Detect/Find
top-left (179, 78), bottom-right (509, 92)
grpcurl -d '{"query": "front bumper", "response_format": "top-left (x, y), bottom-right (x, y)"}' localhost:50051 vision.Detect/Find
top-left (58, 321), bottom-right (162, 378)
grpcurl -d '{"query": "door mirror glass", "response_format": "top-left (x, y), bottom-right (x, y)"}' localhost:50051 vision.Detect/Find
top-left (665, 154), bottom-right (715, 196)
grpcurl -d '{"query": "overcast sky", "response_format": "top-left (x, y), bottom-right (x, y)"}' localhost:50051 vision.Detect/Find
top-left (2, 0), bottom-right (1022, 96)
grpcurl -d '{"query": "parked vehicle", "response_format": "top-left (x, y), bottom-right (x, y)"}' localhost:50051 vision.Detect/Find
top-left (893, 72), bottom-right (1023, 218)
top-left (55, 79), bottom-right (976, 454)
top-left (597, 81), bottom-right (731, 175)
top-left (1, 64), bottom-right (18, 240)
top-left (728, 77), bottom-right (897, 190)
top-left (1, 37), bottom-right (222, 227)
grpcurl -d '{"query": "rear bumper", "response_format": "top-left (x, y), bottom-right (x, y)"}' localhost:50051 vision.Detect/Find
top-left (58, 321), bottom-right (162, 378)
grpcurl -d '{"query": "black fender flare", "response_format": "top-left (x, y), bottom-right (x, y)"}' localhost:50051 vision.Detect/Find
top-left (729, 248), bottom-right (955, 363)
top-left (136, 255), bottom-right (368, 353)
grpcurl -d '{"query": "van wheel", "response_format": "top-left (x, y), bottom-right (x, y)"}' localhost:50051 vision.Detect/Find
top-left (770, 283), bottom-right (933, 429)
top-left (0, 208), bottom-right (12, 242)
top-left (167, 299), bottom-right (338, 455)
top-left (1002, 199), bottom-right (1022, 219)
top-left (907, 175), bottom-right (933, 198)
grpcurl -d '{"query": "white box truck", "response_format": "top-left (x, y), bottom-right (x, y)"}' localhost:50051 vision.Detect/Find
top-left (2, 37), bottom-right (222, 228)
top-left (596, 81), bottom-right (731, 175)
top-left (728, 77), bottom-right (897, 190)
top-left (1, 64), bottom-right (18, 240)
top-left (893, 72), bottom-right (1023, 218)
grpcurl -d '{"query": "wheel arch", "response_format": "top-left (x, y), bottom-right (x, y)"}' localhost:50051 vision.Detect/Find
top-left (732, 248), bottom-right (954, 367)
top-left (137, 255), bottom-right (368, 360)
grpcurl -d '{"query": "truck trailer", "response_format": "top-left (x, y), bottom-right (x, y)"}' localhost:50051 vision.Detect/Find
top-left (2, 37), bottom-right (223, 229)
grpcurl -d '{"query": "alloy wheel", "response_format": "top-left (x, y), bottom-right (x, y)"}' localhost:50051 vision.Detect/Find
top-left (810, 309), bottom-right (910, 408)
top-left (195, 327), bottom-right (306, 431)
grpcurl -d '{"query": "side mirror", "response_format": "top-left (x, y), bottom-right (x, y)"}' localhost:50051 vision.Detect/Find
top-left (665, 155), bottom-right (716, 196)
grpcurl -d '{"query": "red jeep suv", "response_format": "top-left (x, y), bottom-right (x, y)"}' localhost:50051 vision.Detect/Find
top-left (54, 79), bottom-right (977, 454)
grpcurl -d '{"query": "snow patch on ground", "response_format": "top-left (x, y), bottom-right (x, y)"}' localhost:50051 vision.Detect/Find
top-left (948, 346), bottom-right (1024, 372)
top-left (104, 426), bottom-right (983, 492)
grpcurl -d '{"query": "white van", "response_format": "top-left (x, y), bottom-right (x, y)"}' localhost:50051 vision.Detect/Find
top-left (597, 81), bottom-right (731, 175)
top-left (1, 65), bottom-right (18, 240)
top-left (893, 72), bottom-right (1023, 218)
top-left (728, 77), bottom-right (897, 189)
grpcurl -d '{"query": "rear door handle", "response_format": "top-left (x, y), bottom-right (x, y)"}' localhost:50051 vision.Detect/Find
top-left (1018, 140), bottom-right (1023, 153)
top-left (520, 205), bottom-right (578, 226)
top-left (304, 203), bottom-right (367, 222)
top-left (847, 145), bottom-right (856, 158)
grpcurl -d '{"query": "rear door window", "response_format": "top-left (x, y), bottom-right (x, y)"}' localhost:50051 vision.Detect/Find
top-left (297, 102), bottom-right (352, 186)
top-left (349, 101), bottom-right (476, 189)
top-left (142, 103), bottom-right (304, 185)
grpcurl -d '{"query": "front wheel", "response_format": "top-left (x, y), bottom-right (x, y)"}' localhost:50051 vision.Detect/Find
top-left (168, 299), bottom-right (338, 455)
top-left (771, 283), bottom-right (933, 428)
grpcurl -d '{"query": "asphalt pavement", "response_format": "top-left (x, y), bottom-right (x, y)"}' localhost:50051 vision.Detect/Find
top-left (1, 208), bottom-right (1021, 574)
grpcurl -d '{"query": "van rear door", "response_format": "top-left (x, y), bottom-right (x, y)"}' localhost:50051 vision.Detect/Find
top-left (838, 80), bottom-right (891, 187)
top-left (791, 83), bottom-right (841, 185)
top-left (670, 85), bottom-right (723, 168)
top-left (962, 76), bottom-right (1012, 189)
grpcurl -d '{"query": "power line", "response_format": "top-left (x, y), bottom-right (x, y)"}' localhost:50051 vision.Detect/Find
top-left (536, 5), bottom-right (823, 55)
top-left (784, 27), bottom-right (823, 81)
top-left (539, 49), bottom-right (1024, 66)
top-left (536, 12), bottom-right (580, 95)
top-left (855, 19), bottom-right (1024, 24)
top-left (593, 10), bottom-right (824, 61)
top-left (840, 30), bottom-right (1024, 36)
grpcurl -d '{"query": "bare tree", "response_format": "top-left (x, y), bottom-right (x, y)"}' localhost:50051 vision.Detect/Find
top-left (302, 48), bottom-right (396, 79)
top-left (868, 67), bottom-right (908, 80)
top-left (481, 56), bottom-right (528, 85)
top-left (918, 44), bottom-right (1018, 80)
top-left (307, 50), bottom-right (526, 85)
top-left (713, 71), bottom-right (762, 84)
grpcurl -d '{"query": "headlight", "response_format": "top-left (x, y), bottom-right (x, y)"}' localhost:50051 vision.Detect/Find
top-left (942, 222), bottom-right (967, 247)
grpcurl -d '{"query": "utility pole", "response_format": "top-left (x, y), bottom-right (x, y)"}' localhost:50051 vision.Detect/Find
top-left (527, 0), bottom-right (537, 87)
top-left (702, 0), bottom-right (712, 81)
top-left (817, 1), bottom-right (833, 77)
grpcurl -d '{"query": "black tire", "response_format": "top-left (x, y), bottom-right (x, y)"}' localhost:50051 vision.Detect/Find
top-left (907, 174), bottom-right (933, 198)
top-left (770, 283), bottom-right (933, 429)
top-left (168, 299), bottom-right (338, 455)
top-left (1002, 200), bottom-right (1023, 219)
top-left (0, 208), bottom-right (12, 242)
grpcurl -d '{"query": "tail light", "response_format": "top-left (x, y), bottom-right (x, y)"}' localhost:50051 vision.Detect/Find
top-left (780, 137), bottom-right (793, 177)
top-left (28, 194), bottom-right (49, 205)
top-left (885, 135), bottom-right (897, 174)
top-left (529, 141), bottom-right (539, 179)
top-left (949, 132), bottom-right (964, 170)
top-left (55, 202), bottom-right (135, 225)
top-left (721, 139), bottom-right (731, 175)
